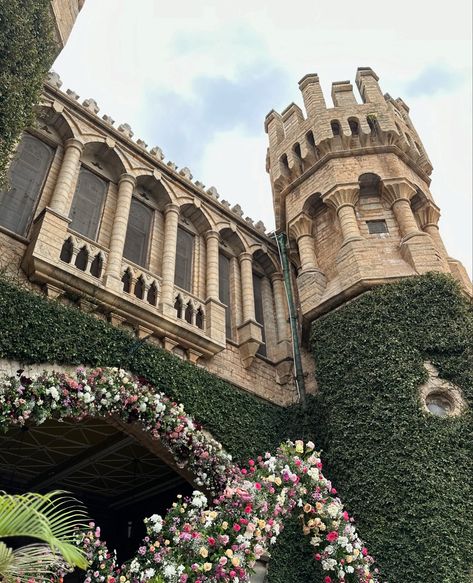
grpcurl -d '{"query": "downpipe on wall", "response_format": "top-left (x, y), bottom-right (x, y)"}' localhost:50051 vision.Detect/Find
top-left (274, 232), bottom-right (307, 409)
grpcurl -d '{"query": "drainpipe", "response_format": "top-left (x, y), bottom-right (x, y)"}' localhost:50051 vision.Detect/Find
top-left (274, 232), bottom-right (306, 408)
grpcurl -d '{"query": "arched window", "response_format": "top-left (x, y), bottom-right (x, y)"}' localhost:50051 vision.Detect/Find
top-left (122, 269), bottom-right (132, 293)
top-left (147, 282), bottom-right (158, 306)
top-left (69, 167), bottom-right (107, 241)
top-left (123, 197), bottom-right (153, 267)
top-left (0, 134), bottom-right (53, 236)
top-left (330, 121), bottom-right (341, 136)
top-left (174, 226), bottom-right (194, 291)
top-left (280, 154), bottom-right (290, 175)
top-left (134, 276), bottom-right (145, 300)
top-left (75, 246), bottom-right (88, 271)
top-left (60, 237), bottom-right (74, 263)
top-left (90, 253), bottom-right (103, 278)
top-left (348, 118), bottom-right (359, 135)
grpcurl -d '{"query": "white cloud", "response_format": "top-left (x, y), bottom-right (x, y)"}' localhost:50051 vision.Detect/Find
top-left (53, 0), bottom-right (472, 276)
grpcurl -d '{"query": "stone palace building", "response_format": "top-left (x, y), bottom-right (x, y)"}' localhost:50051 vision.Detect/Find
top-left (0, 2), bottom-right (471, 581)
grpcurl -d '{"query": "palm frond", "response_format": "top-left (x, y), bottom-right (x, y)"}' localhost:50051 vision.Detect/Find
top-left (0, 543), bottom-right (67, 583)
top-left (0, 490), bottom-right (89, 569)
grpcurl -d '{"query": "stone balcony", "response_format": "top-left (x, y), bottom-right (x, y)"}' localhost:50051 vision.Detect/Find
top-left (21, 207), bottom-right (226, 359)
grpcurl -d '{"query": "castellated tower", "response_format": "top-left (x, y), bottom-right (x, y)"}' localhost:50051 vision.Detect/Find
top-left (265, 67), bottom-right (471, 324)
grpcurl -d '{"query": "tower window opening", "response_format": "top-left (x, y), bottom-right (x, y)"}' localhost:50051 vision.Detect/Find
top-left (330, 121), bottom-right (341, 136)
top-left (425, 392), bottom-right (453, 417)
top-left (348, 118), bottom-right (359, 135)
top-left (367, 220), bottom-right (388, 235)
top-left (367, 116), bottom-right (378, 134)
top-left (280, 154), bottom-right (290, 175)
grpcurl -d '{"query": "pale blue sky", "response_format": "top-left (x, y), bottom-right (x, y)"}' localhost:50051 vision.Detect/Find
top-left (54, 0), bottom-right (472, 275)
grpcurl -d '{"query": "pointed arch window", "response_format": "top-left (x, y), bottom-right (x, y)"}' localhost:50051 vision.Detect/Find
top-left (0, 134), bottom-right (53, 236)
top-left (69, 167), bottom-right (107, 241)
top-left (174, 226), bottom-right (194, 292)
top-left (123, 197), bottom-right (153, 267)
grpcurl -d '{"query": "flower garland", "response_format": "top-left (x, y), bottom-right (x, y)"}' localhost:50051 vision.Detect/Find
top-left (0, 368), bottom-right (380, 583)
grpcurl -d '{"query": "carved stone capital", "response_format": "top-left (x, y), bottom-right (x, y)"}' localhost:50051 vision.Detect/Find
top-left (205, 230), bottom-right (221, 243)
top-left (382, 178), bottom-right (417, 207)
top-left (288, 213), bottom-right (313, 241)
top-left (417, 200), bottom-right (441, 229)
top-left (238, 251), bottom-right (253, 264)
top-left (64, 138), bottom-right (84, 153)
top-left (323, 184), bottom-right (359, 212)
top-left (164, 203), bottom-right (180, 216)
top-left (118, 173), bottom-right (137, 189)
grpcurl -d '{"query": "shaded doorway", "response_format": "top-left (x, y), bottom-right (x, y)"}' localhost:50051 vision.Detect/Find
top-left (0, 417), bottom-right (193, 563)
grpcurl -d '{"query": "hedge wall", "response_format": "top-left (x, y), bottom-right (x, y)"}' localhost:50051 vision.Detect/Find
top-left (300, 273), bottom-right (470, 583)
top-left (0, 0), bottom-right (55, 185)
top-left (268, 274), bottom-right (472, 583)
top-left (0, 277), bottom-right (285, 462)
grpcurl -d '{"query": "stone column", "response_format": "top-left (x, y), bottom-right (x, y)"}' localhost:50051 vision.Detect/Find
top-left (417, 201), bottom-right (449, 257)
top-left (323, 184), bottom-right (362, 244)
top-left (205, 230), bottom-right (220, 299)
top-left (48, 138), bottom-right (84, 216)
top-left (159, 204), bottom-right (180, 313)
top-left (236, 251), bottom-right (262, 368)
top-left (382, 179), bottom-right (420, 239)
top-left (382, 178), bottom-right (443, 274)
top-left (289, 213), bottom-right (318, 271)
top-left (104, 174), bottom-right (136, 288)
top-left (270, 272), bottom-right (290, 343)
top-left (239, 252), bottom-right (256, 322)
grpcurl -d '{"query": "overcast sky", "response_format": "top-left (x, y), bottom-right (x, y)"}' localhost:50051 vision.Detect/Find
top-left (54, 0), bottom-right (472, 275)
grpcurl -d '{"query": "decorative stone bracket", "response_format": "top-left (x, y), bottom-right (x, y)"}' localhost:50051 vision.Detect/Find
top-left (237, 319), bottom-right (263, 369)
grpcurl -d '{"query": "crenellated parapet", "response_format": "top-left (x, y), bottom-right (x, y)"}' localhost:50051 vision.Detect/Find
top-left (266, 67), bottom-right (433, 231)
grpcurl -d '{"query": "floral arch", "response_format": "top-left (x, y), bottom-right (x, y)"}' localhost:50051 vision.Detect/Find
top-left (0, 367), bottom-right (380, 582)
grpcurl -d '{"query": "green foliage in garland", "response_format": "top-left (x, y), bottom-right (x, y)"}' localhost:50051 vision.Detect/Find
top-left (0, 277), bottom-right (285, 461)
top-left (0, 0), bottom-right (55, 185)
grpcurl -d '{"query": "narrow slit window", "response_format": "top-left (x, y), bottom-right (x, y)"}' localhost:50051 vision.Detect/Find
top-left (123, 197), bottom-right (153, 267)
top-left (174, 226), bottom-right (194, 292)
top-left (253, 273), bottom-right (267, 357)
top-left (219, 252), bottom-right (232, 339)
top-left (69, 167), bottom-right (107, 241)
top-left (0, 134), bottom-right (53, 236)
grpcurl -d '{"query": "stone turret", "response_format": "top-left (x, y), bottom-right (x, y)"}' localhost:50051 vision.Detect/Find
top-left (265, 67), bottom-right (471, 325)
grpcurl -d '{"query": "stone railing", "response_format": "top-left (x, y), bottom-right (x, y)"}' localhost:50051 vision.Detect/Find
top-left (173, 287), bottom-right (206, 330)
top-left (59, 232), bottom-right (109, 280)
top-left (120, 261), bottom-right (161, 308)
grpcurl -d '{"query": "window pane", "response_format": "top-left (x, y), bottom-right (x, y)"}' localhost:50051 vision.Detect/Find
top-left (253, 273), bottom-right (267, 357)
top-left (0, 134), bottom-right (53, 235)
top-left (367, 220), bottom-right (388, 234)
top-left (69, 167), bottom-right (107, 240)
top-left (174, 227), bottom-right (193, 291)
top-left (219, 253), bottom-right (232, 338)
top-left (123, 197), bottom-right (153, 267)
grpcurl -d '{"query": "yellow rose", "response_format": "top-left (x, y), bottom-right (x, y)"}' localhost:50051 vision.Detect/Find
top-left (258, 519), bottom-right (266, 529)
top-left (274, 477), bottom-right (282, 486)
top-left (199, 547), bottom-right (209, 558)
top-left (295, 440), bottom-right (304, 453)
top-left (209, 511), bottom-right (218, 520)
top-left (164, 539), bottom-right (170, 546)
top-left (303, 503), bottom-right (313, 513)
top-left (315, 502), bottom-right (323, 511)
top-left (346, 555), bottom-right (353, 563)
top-left (222, 521), bottom-right (228, 530)
top-left (203, 562), bottom-right (212, 572)
top-left (225, 549), bottom-right (233, 558)
top-left (231, 557), bottom-right (240, 567)
top-left (353, 548), bottom-right (360, 557)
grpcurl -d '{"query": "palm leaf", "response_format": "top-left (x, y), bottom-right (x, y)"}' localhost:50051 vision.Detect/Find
top-left (0, 542), bottom-right (68, 583)
top-left (0, 490), bottom-right (89, 569)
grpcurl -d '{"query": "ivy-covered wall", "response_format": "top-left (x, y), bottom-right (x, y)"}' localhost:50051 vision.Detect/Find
top-left (269, 273), bottom-right (472, 583)
top-left (0, 277), bottom-right (285, 462)
top-left (0, 0), bottom-right (55, 185)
